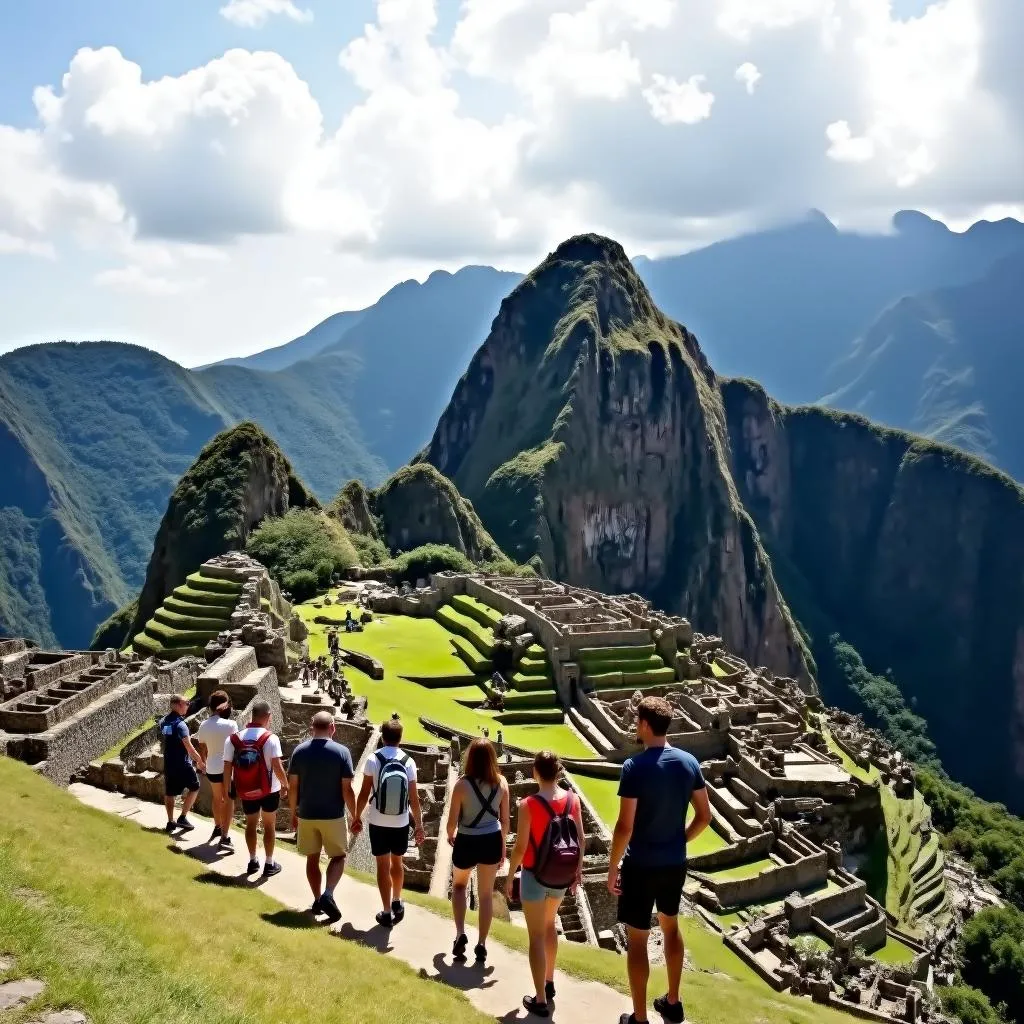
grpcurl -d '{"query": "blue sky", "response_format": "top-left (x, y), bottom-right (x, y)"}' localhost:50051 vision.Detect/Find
top-left (0, 0), bottom-right (1019, 366)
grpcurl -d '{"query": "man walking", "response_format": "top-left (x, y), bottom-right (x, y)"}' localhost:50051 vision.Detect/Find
top-left (607, 696), bottom-right (712, 1024)
top-left (288, 710), bottom-right (356, 923)
top-left (160, 694), bottom-right (206, 834)
top-left (223, 701), bottom-right (289, 879)
top-left (352, 716), bottom-right (425, 928)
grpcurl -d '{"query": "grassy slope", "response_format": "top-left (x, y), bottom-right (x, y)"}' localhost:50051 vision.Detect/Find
top-left (0, 759), bottom-right (487, 1024)
top-left (297, 600), bottom-right (591, 756)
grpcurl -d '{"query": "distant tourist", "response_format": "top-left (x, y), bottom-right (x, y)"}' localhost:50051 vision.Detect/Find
top-left (352, 716), bottom-right (425, 928)
top-left (445, 738), bottom-right (510, 963)
top-left (195, 690), bottom-right (238, 848)
top-left (607, 695), bottom-right (712, 1024)
top-left (505, 750), bottom-right (584, 1018)
top-left (223, 701), bottom-right (289, 878)
top-left (160, 693), bottom-right (206, 835)
top-left (288, 710), bottom-right (356, 923)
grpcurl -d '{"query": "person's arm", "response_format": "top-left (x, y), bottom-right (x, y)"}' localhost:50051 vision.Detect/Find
top-left (446, 781), bottom-right (464, 846)
top-left (607, 796), bottom-right (636, 893)
top-left (288, 773), bottom-right (300, 829)
top-left (499, 779), bottom-right (511, 867)
top-left (222, 737), bottom-right (234, 791)
top-left (181, 725), bottom-right (206, 774)
top-left (505, 799), bottom-right (532, 898)
top-left (353, 768), bottom-right (374, 828)
top-left (271, 757), bottom-right (289, 796)
top-left (409, 780), bottom-right (425, 846)
top-left (195, 724), bottom-right (209, 763)
top-left (686, 786), bottom-right (711, 843)
top-left (342, 777), bottom-right (356, 821)
top-left (572, 794), bottom-right (585, 891)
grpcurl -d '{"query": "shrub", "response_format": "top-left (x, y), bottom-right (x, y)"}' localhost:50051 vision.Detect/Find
top-left (246, 509), bottom-right (357, 593)
top-left (959, 906), bottom-right (1024, 1023)
top-left (351, 532), bottom-right (389, 567)
top-left (939, 985), bottom-right (1006, 1024)
top-left (282, 569), bottom-right (319, 602)
top-left (384, 544), bottom-right (472, 583)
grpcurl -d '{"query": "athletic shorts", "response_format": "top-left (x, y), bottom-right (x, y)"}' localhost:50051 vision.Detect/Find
top-left (298, 817), bottom-right (348, 858)
top-left (165, 763), bottom-right (201, 797)
top-left (520, 869), bottom-right (567, 903)
top-left (369, 822), bottom-right (410, 857)
top-left (205, 773), bottom-right (236, 799)
top-left (241, 792), bottom-right (281, 816)
top-left (616, 859), bottom-right (687, 930)
top-left (452, 830), bottom-right (503, 870)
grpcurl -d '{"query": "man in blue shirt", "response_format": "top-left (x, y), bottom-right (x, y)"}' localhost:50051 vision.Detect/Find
top-left (607, 695), bottom-right (712, 1024)
top-left (160, 693), bottom-right (206, 835)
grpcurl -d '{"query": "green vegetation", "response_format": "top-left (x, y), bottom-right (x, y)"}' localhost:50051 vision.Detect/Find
top-left (0, 757), bottom-right (486, 1024)
top-left (939, 985), bottom-right (1006, 1024)
top-left (959, 905), bottom-right (1024, 1024)
top-left (90, 598), bottom-right (139, 651)
top-left (246, 508), bottom-right (358, 601)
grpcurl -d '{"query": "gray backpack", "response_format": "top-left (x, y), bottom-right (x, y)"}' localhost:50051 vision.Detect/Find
top-left (373, 751), bottom-right (411, 816)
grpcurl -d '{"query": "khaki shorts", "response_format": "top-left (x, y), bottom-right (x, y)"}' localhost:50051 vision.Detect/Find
top-left (296, 817), bottom-right (348, 858)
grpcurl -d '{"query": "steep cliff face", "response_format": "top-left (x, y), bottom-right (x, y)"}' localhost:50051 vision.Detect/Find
top-left (423, 235), bottom-right (811, 684)
top-left (723, 379), bottom-right (1024, 807)
top-left (129, 423), bottom-right (317, 637)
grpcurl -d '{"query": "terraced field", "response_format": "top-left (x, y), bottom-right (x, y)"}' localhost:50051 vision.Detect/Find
top-left (579, 643), bottom-right (677, 690)
top-left (132, 570), bottom-right (241, 659)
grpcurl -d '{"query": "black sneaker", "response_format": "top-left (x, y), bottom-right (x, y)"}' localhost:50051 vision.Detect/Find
top-left (545, 981), bottom-right (556, 1002)
top-left (209, 826), bottom-right (223, 843)
top-left (391, 900), bottom-right (405, 924)
top-left (246, 858), bottom-right (260, 874)
top-left (523, 996), bottom-right (549, 1018)
top-left (219, 835), bottom-right (234, 851)
top-left (653, 995), bottom-right (684, 1023)
top-left (453, 934), bottom-right (468, 962)
top-left (375, 910), bottom-right (394, 928)
top-left (310, 896), bottom-right (323, 915)
top-left (320, 892), bottom-right (342, 923)
top-left (619, 1016), bottom-right (647, 1024)
top-left (164, 821), bottom-right (176, 834)
top-left (262, 861), bottom-right (283, 879)
top-left (176, 816), bottom-right (195, 833)
top-left (474, 943), bottom-right (487, 963)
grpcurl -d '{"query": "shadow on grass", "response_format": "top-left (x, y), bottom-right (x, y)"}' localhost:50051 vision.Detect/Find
top-left (337, 920), bottom-right (394, 954)
top-left (261, 909), bottom-right (320, 930)
top-left (194, 870), bottom-right (250, 888)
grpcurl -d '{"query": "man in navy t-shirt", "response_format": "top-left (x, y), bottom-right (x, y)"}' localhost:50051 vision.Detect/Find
top-left (607, 695), bottom-right (712, 1024)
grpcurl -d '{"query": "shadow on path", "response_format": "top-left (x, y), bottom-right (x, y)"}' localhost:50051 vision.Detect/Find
top-left (337, 921), bottom-right (394, 954)
top-left (430, 952), bottom-right (497, 993)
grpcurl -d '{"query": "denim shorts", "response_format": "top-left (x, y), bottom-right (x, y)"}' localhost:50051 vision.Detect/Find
top-left (520, 869), bottom-right (567, 903)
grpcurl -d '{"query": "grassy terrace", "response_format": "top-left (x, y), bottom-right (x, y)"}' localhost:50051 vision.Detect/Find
top-left (579, 643), bottom-right (677, 690)
top-left (297, 600), bottom-right (588, 756)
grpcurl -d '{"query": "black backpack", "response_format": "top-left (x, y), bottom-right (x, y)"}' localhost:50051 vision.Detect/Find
top-left (530, 793), bottom-right (582, 888)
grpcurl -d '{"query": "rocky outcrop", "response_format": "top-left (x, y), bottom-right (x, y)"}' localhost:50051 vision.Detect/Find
top-left (722, 378), bottom-right (1024, 808)
top-left (422, 235), bottom-right (812, 685)
top-left (330, 465), bottom-right (503, 562)
top-left (129, 423), bottom-right (317, 639)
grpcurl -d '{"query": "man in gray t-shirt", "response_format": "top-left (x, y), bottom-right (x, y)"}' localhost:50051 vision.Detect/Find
top-left (287, 710), bottom-right (355, 923)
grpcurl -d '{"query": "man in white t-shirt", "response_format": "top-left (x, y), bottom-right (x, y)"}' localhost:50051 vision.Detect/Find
top-left (353, 716), bottom-right (424, 927)
top-left (223, 701), bottom-right (289, 878)
top-left (195, 690), bottom-right (239, 850)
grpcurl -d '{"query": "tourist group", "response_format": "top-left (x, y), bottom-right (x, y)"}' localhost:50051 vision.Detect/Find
top-left (159, 693), bottom-right (712, 1024)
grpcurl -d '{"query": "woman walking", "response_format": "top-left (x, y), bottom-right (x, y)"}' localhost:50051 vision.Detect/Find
top-left (195, 690), bottom-right (238, 848)
top-left (446, 737), bottom-right (510, 964)
top-left (505, 750), bottom-right (585, 1018)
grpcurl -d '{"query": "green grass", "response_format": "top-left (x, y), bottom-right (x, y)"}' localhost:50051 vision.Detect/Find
top-left (711, 661), bottom-right (728, 678)
top-left (704, 857), bottom-right (777, 882)
top-left (297, 603), bottom-right (592, 755)
top-left (184, 571), bottom-right (242, 594)
top-left (577, 644), bottom-right (657, 663)
top-left (450, 593), bottom-right (503, 628)
top-left (822, 728), bottom-right (879, 785)
top-left (0, 759), bottom-right (487, 1024)
top-left (449, 634), bottom-right (493, 673)
top-left (153, 607), bottom-right (228, 631)
top-left (171, 584), bottom-right (239, 608)
top-left (436, 603), bottom-right (496, 656)
top-left (873, 935), bottom-right (918, 966)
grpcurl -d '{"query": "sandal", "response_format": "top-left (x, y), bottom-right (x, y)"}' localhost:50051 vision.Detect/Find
top-left (523, 995), bottom-right (550, 1018)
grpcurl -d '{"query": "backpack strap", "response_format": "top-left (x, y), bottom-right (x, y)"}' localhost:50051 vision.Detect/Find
top-left (465, 778), bottom-right (500, 829)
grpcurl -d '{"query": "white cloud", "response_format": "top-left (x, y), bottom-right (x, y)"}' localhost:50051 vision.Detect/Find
top-left (643, 73), bottom-right (715, 125)
top-left (219, 0), bottom-right (312, 28)
top-left (826, 119), bottom-right (875, 163)
top-left (735, 62), bottom-right (762, 94)
top-left (94, 264), bottom-right (203, 295)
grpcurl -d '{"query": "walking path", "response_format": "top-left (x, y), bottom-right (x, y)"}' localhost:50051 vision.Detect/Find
top-left (69, 784), bottom-right (635, 1023)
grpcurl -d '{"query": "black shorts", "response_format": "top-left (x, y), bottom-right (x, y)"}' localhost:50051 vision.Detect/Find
top-left (207, 774), bottom-right (236, 799)
top-left (369, 823), bottom-right (410, 857)
top-left (452, 830), bottom-right (504, 870)
top-left (165, 764), bottom-right (201, 797)
top-left (241, 792), bottom-right (281, 816)
top-left (617, 859), bottom-right (687, 930)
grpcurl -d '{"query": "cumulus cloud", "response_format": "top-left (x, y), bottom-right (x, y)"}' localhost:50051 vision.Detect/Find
top-left (735, 62), bottom-right (762, 94)
top-left (219, 0), bottom-right (312, 28)
top-left (643, 74), bottom-right (714, 125)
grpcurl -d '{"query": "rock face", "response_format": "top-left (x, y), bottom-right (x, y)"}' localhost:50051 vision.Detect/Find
top-left (422, 235), bottom-right (811, 685)
top-left (129, 423), bottom-right (317, 639)
top-left (330, 464), bottom-right (502, 562)
top-left (723, 378), bottom-right (1024, 809)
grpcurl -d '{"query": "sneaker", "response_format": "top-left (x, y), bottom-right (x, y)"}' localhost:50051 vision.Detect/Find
top-left (310, 896), bottom-right (323, 915)
top-left (164, 821), bottom-right (176, 834)
top-left (619, 1016), bottom-right (647, 1024)
top-left (262, 861), bottom-right (283, 879)
top-left (653, 996), bottom-right (684, 1023)
top-left (391, 900), bottom-right (405, 924)
top-left (219, 835), bottom-right (234, 851)
top-left (176, 816), bottom-right (195, 833)
top-left (474, 943), bottom-right (487, 963)
top-left (522, 996), bottom-right (549, 1018)
top-left (375, 910), bottom-right (394, 928)
top-left (246, 858), bottom-right (260, 874)
top-left (320, 892), bottom-right (342, 923)
top-left (545, 981), bottom-right (556, 1002)
top-left (209, 826), bottom-right (223, 843)
top-left (453, 934), bottom-right (468, 962)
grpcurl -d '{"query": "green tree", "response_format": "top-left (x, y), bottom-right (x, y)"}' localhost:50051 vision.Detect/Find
top-left (960, 906), bottom-right (1024, 1023)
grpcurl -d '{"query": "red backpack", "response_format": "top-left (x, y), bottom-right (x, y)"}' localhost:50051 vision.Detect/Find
top-left (229, 729), bottom-right (273, 801)
top-left (530, 793), bottom-right (582, 889)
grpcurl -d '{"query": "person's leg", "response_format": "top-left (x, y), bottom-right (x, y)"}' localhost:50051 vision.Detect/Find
top-left (626, 926), bottom-right (651, 1022)
top-left (544, 896), bottom-right (561, 986)
top-left (659, 914), bottom-right (684, 1006)
top-left (221, 789), bottom-right (235, 836)
top-left (244, 813), bottom-right (259, 859)
top-left (164, 794), bottom-right (176, 823)
top-left (306, 854), bottom-right (323, 900)
top-left (451, 865), bottom-right (472, 938)
top-left (324, 854), bottom-right (345, 894)
top-left (521, 900), bottom-right (548, 1005)
top-left (475, 862), bottom-right (500, 946)
top-left (375, 855), bottom-right (392, 910)
top-left (262, 809), bottom-right (276, 862)
top-left (389, 853), bottom-right (404, 904)
top-left (208, 781), bottom-right (223, 832)
top-left (181, 785), bottom-right (199, 817)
